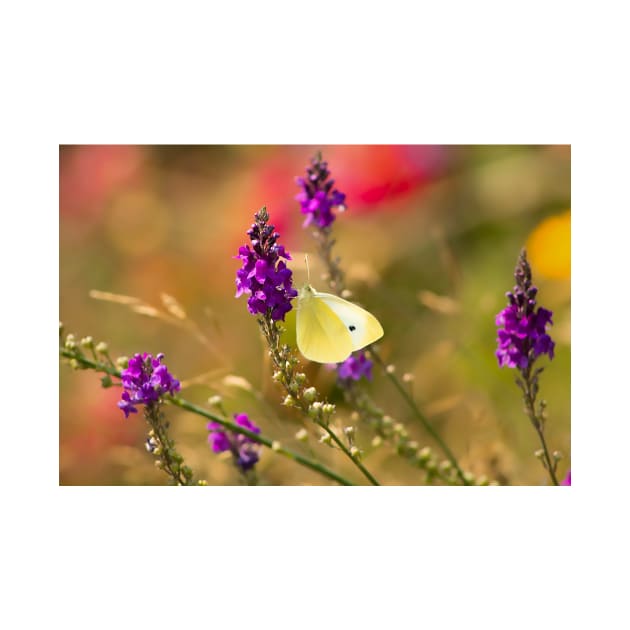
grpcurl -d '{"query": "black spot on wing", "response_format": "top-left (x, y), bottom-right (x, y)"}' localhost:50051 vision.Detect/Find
top-left (349, 325), bottom-right (356, 331)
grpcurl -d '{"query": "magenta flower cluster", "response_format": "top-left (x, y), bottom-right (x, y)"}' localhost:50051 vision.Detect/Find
top-left (496, 250), bottom-right (555, 369)
top-left (295, 154), bottom-right (346, 228)
top-left (208, 413), bottom-right (261, 471)
top-left (235, 208), bottom-right (298, 321)
top-left (118, 353), bottom-right (181, 418)
top-left (337, 351), bottom-right (373, 382)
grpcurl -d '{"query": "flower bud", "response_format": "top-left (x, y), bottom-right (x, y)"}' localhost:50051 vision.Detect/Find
top-left (534, 449), bottom-right (545, 459)
top-left (322, 403), bottom-right (335, 415)
top-left (463, 471), bottom-right (475, 484)
top-left (308, 404), bottom-right (322, 419)
top-left (402, 372), bottom-right (414, 383)
top-left (350, 446), bottom-right (361, 459)
top-left (197, 479), bottom-right (208, 486)
top-left (116, 356), bottom-right (129, 369)
top-left (382, 415), bottom-right (393, 426)
top-left (80, 336), bottom-right (94, 349)
top-left (283, 395), bottom-right (295, 407)
top-left (386, 364), bottom-right (396, 374)
top-left (271, 441), bottom-right (282, 452)
top-left (344, 426), bottom-right (355, 438)
top-left (417, 446), bottom-right (432, 463)
top-left (208, 395), bottom-right (222, 407)
top-left (294, 372), bottom-right (307, 385)
top-left (552, 450), bottom-right (563, 460)
top-left (65, 334), bottom-right (77, 350)
top-left (319, 433), bottom-right (332, 446)
top-left (393, 423), bottom-right (407, 438)
top-left (295, 428), bottom-right (309, 442)
top-left (272, 370), bottom-right (283, 383)
top-left (371, 436), bottom-right (383, 448)
top-left (303, 387), bottom-right (317, 403)
top-left (69, 358), bottom-right (80, 370)
top-left (95, 341), bottom-right (108, 354)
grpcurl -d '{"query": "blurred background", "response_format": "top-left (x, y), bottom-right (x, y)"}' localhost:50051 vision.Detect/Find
top-left (59, 145), bottom-right (570, 485)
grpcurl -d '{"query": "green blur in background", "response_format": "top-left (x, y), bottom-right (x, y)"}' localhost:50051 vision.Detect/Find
top-left (59, 145), bottom-right (570, 485)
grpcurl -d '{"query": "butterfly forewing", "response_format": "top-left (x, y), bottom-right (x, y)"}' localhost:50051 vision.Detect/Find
top-left (314, 290), bottom-right (384, 350)
top-left (296, 287), bottom-right (354, 363)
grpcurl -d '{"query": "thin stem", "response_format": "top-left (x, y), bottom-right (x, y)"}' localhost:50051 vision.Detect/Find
top-left (60, 347), bottom-right (355, 486)
top-left (257, 318), bottom-right (380, 486)
top-left (304, 193), bottom-right (465, 485)
top-left (370, 349), bottom-right (471, 485)
top-left (520, 366), bottom-right (559, 486)
top-left (146, 405), bottom-right (192, 485)
top-left (167, 396), bottom-right (355, 486)
top-left (316, 420), bottom-right (380, 486)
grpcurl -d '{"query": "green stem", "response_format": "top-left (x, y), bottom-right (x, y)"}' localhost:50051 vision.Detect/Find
top-left (258, 318), bottom-right (380, 486)
top-left (520, 366), bottom-right (559, 486)
top-left (167, 396), bottom-right (355, 486)
top-left (146, 405), bottom-right (192, 485)
top-left (60, 348), bottom-right (355, 486)
top-left (316, 421), bottom-right (380, 486)
top-left (370, 349), bottom-right (471, 485)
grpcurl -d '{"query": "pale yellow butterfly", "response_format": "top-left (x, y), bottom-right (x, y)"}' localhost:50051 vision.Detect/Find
top-left (296, 283), bottom-right (384, 363)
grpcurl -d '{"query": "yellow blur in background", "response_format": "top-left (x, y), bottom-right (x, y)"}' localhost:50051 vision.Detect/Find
top-left (527, 210), bottom-right (571, 280)
top-left (59, 145), bottom-right (571, 485)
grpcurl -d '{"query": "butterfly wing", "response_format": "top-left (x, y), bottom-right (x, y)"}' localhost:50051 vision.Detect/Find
top-left (297, 286), bottom-right (354, 363)
top-left (314, 290), bottom-right (384, 351)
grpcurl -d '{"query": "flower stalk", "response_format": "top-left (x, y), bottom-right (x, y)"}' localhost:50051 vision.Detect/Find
top-left (60, 340), bottom-right (355, 485)
top-left (297, 153), bottom-right (472, 485)
top-left (496, 249), bottom-right (561, 485)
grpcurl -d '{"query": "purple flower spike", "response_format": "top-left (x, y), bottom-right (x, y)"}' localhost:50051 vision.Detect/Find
top-left (207, 413), bottom-right (262, 472)
top-left (235, 207), bottom-right (298, 322)
top-left (561, 470), bottom-right (571, 486)
top-left (118, 353), bottom-right (181, 417)
top-left (295, 153), bottom-right (346, 229)
top-left (337, 351), bottom-right (373, 382)
top-left (496, 250), bottom-right (555, 369)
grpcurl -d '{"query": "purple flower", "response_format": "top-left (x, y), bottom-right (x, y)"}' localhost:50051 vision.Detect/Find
top-left (235, 207), bottom-right (298, 321)
top-left (295, 153), bottom-right (346, 229)
top-left (561, 470), bottom-right (571, 486)
top-left (337, 351), bottom-right (373, 382)
top-left (496, 250), bottom-right (555, 369)
top-left (208, 413), bottom-right (261, 472)
top-left (117, 352), bottom-right (181, 418)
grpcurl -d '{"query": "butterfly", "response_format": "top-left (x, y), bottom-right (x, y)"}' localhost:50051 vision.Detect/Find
top-left (296, 283), bottom-right (384, 363)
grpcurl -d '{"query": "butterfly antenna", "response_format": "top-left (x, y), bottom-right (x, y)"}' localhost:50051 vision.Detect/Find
top-left (304, 254), bottom-right (311, 284)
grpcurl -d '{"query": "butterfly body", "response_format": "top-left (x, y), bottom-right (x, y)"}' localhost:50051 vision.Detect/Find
top-left (296, 284), bottom-right (384, 363)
